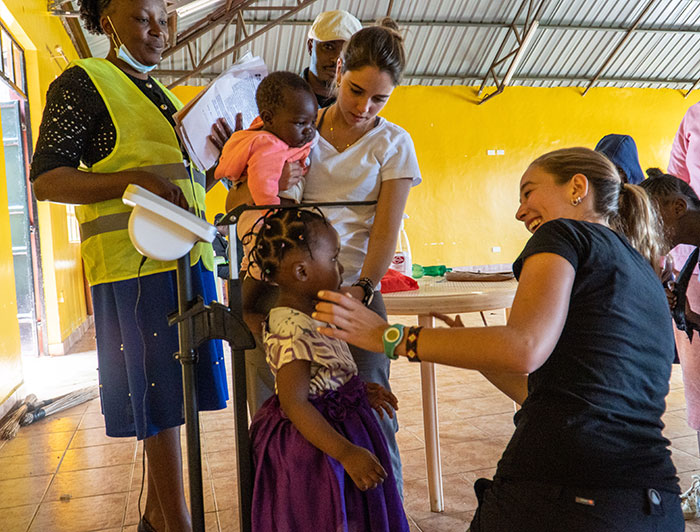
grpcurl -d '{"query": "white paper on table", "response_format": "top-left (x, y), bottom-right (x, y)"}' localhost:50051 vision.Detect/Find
top-left (173, 53), bottom-right (267, 171)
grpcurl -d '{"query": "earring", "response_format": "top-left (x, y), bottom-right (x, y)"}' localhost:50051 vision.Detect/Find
top-left (571, 196), bottom-right (582, 206)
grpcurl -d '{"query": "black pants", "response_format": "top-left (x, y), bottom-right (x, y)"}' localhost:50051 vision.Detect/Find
top-left (468, 478), bottom-right (683, 532)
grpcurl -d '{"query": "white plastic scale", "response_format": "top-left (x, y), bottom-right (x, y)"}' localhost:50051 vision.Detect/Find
top-left (122, 184), bottom-right (217, 261)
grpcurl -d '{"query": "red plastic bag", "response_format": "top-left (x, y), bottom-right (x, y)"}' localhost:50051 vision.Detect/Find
top-left (380, 268), bottom-right (419, 293)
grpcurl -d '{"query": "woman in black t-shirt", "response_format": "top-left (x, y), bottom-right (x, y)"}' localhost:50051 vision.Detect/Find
top-left (314, 147), bottom-right (683, 531)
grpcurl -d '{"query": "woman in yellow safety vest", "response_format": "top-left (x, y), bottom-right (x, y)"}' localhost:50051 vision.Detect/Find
top-left (31, 1), bottom-right (228, 530)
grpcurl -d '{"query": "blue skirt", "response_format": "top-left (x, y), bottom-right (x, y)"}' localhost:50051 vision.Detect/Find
top-left (92, 261), bottom-right (229, 439)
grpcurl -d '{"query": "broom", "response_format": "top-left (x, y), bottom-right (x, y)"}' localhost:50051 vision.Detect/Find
top-left (20, 386), bottom-right (99, 427)
top-left (0, 394), bottom-right (38, 440)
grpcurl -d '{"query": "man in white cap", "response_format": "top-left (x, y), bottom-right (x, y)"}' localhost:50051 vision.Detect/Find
top-left (304, 9), bottom-right (362, 107)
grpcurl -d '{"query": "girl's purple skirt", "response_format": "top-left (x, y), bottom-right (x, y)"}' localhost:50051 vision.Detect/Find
top-left (250, 375), bottom-right (409, 532)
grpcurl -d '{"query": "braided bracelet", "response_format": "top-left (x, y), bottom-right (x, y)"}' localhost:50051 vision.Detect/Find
top-left (406, 326), bottom-right (423, 362)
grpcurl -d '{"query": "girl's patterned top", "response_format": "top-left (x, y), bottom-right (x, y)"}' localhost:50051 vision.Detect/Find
top-left (263, 307), bottom-right (358, 396)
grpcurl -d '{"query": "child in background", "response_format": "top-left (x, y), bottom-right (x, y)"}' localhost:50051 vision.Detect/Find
top-left (248, 208), bottom-right (409, 532)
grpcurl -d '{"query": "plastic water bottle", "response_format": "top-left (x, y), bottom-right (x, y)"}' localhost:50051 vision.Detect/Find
top-left (390, 214), bottom-right (412, 276)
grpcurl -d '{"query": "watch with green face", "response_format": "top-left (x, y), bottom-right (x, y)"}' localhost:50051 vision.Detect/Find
top-left (382, 324), bottom-right (405, 360)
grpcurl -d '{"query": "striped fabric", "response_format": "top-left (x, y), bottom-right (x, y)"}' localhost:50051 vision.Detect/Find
top-left (264, 307), bottom-right (358, 397)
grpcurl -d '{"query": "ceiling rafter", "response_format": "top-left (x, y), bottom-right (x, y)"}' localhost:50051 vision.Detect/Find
top-left (154, 68), bottom-right (694, 87)
top-left (581, 0), bottom-right (657, 96)
top-left (45, 1), bottom-right (700, 93)
top-left (162, 0), bottom-right (255, 59)
top-left (165, 0), bottom-right (320, 88)
top-left (476, 0), bottom-right (547, 104)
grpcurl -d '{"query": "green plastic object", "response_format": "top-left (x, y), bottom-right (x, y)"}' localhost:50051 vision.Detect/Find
top-left (412, 264), bottom-right (452, 278)
top-left (412, 264), bottom-right (424, 278)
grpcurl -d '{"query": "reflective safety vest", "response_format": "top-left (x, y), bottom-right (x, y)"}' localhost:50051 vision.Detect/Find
top-left (72, 58), bottom-right (213, 286)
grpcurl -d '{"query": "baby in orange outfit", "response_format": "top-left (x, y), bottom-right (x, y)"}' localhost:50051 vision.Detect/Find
top-left (215, 71), bottom-right (318, 206)
top-left (215, 71), bottom-right (318, 274)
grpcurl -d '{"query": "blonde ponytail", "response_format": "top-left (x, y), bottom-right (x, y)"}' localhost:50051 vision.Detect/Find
top-left (613, 183), bottom-right (666, 272)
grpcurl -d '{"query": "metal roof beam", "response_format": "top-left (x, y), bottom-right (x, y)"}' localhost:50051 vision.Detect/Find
top-left (46, 8), bottom-right (700, 34)
top-left (154, 69), bottom-right (696, 86)
top-left (477, 0), bottom-right (547, 104)
top-left (162, 0), bottom-right (256, 59)
top-left (188, 18), bottom-right (700, 34)
top-left (582, 0), bottom-right (657, 96)
top-left (166, 0), bottom-right (319, 88)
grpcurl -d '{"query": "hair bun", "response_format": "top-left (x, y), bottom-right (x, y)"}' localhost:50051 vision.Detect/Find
top-left (376, 16), bottom-right (402, 35)
top-left (646, 167), bottom-right (664, 179)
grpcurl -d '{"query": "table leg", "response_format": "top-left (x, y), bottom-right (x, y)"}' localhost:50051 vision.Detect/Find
top-left (418, 314), bottom-right (444, 512)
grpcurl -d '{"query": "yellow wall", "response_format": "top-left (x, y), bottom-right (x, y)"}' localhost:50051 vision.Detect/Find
top-left (177, 83), bottom-right (700, 267)
top-left (2, 0), bottom-right (87, 348)
top-left (381, 85), bottom-right (700, 267)
top-left (8, 5), bottom-right (699, 360)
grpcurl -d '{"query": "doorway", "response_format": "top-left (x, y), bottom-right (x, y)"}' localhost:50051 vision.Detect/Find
top-left (0, 23), bottom-right (45, 357)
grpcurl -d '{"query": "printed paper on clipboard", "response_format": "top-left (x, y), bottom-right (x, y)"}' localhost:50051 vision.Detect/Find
top-left (174, 52), bottom-right (267, 171)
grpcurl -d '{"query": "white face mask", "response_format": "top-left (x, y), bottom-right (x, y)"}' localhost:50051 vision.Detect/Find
top-left (107, 16), bottom-right (159, 74)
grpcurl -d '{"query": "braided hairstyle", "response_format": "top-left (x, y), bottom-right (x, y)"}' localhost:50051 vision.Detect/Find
top-left (247, 208), bottom-right (331, 282)
top-left (640, 168), bottom-right (700, 209)
top-left (77, 0), bottom-right (112, 35)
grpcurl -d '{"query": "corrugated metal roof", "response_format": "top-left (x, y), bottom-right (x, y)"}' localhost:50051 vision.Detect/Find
top-left (59, 0), bottom-right (700, 95)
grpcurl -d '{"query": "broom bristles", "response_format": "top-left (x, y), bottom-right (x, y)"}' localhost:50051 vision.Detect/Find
top-left (0, 394), bottom-right (38, 440)
top-left (19, 386), bottom-right (99, 427)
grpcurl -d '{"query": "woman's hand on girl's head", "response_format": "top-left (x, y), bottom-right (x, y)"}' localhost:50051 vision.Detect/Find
top-left (338, 444), bottom-right (387, 491)
top-left (365, 382), bottom-right (398, 419)
top-left (313, 290), bottom-right (388, 353)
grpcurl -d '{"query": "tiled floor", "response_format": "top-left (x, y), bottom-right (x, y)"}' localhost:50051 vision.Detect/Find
top-left (3, 311), bottom-right (700, 531)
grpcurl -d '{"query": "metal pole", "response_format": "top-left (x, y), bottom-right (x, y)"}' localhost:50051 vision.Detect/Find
top-left (176, 254), bottom-right (205, 532)
top-left (227, 224), bottom-right (253, 532)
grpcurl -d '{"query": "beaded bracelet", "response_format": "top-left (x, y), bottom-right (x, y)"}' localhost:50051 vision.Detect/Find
top-left (405, 326), bottom-right (423, 362)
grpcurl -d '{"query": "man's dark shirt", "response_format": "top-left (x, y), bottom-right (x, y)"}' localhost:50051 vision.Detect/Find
top-left (302, 67), bottom-right (335, 108)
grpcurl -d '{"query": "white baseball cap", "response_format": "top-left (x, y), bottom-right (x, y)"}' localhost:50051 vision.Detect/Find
top-left (308, 10), bottom-right (362, 42)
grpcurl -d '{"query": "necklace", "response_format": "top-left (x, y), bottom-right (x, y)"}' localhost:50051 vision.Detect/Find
top-left (328, 105), bottom-right (351, 151)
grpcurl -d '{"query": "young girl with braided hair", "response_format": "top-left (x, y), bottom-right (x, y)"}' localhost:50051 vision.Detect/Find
top-left (247, 208), bottom-right (409, 532)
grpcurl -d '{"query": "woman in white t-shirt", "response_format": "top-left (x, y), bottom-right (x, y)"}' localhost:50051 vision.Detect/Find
top-left (243, 17), bottom-right (421, 496)
top-left (304, 18), bottom-right (422, 496)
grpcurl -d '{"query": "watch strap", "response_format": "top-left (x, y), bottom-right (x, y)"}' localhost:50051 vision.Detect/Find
top-left (382, 324), bottom-right (405, 360)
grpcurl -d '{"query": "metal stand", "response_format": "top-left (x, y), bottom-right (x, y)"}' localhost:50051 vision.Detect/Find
top-left (174, 256), bottom-right (204, 532)
top-left (169, 253), bottom-right (255, 532)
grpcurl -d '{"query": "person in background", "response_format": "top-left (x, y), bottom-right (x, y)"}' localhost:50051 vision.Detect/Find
top-left (594, 133), bottom-right (645, 184)
top-left (315, 147), bottom-right (683, 532)
top-left (640, 169), bottom-right (700, 520)
top-left (664, 102), bottom-right (700, 517)
top-left (30, 1), bottom-right (229, 530)
top-left (304, 10), bottom-right (362, 108)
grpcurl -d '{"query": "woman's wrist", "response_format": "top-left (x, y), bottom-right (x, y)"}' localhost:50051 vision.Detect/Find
top-left (381, 324), bottom-right (421, 361)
